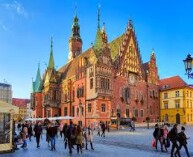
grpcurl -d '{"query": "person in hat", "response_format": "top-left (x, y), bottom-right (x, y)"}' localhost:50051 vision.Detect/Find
top-left (175, 126), bottom-right (190, 157)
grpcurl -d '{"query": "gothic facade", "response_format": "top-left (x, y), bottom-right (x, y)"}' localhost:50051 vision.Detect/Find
top-left (31, 13), bottom-right (160, 127)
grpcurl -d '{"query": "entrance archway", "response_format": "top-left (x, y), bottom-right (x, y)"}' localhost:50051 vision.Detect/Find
top-left (176, 113), bottom-right (180, 124)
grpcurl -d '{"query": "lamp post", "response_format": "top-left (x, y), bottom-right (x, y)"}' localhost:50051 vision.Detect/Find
top-left (183, 54), bottom-right (193, 78)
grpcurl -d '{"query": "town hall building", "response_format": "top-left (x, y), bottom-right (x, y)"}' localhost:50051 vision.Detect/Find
top-left (31, 10), bottom-right (160, 127)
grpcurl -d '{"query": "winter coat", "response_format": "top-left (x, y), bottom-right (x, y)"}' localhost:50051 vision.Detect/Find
top-left (178, 131), bottom-right (187, 145)
top-left (48, 126), bottom-right (57, 138)
top-left (168, 127), bottom-right (178, 142)
top-left (21, 127), bottom-right (28, 140)
top-left (75, 131), bottom-right (83, 145)
top-left (86, 128), bottom-right (93, 142)
top-left (34, 124), bottom-right (42, 136)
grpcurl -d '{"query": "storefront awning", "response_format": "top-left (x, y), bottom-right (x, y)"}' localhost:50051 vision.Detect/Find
top-left (0, 101), bottom-right (19, 114)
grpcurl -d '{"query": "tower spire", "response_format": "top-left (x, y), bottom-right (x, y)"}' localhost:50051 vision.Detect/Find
top-left (94, 4), bottom-right (103, 52)
top-left (97, 4), bottom-right (101, 29)
top-left (32, 63), bottom-right (42, 93)
top-left (74, 1), bottom-right (77, 16)
top-left (68, 8), bottom-right (82, 61)
top-left (48, 37), bottom-right (55, 69)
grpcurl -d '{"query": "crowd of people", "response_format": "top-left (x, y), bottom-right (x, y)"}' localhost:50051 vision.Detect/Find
top-left (153, 123), bottom-right (190, 157)
top-left (14, 120), bottom-right (191, 157)
top-left (14, 120), bottom-right (109, 156)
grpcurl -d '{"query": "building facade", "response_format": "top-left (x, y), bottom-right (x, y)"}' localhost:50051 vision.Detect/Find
top-left (0, 83), bottom-right (12, 103)
top-left (12, 98), bottom-right (30, 120)
top-left (31, 12), bottom-right (160, 126)
top-left (160, 76), bottom-right (193, 124)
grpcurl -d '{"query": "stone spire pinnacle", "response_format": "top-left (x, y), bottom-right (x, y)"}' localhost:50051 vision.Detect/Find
top-left (48, 37), bottom-right (55, 69)
top-left (97, 4), bottom-right (101, 29)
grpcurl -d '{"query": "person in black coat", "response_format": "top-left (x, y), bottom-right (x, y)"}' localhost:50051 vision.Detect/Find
top-left (169, 124), bottom-right (181, 157)
top-left (27, 123), bottom-right (33, 141)
top-left (153, 124), bottom-right (164, 152)
top-left (34, 121), bottom-right (42, 148)
top-left (175, 126), bottom-right (190, 157)
top-left (48, 122), bottom-right (57, 151)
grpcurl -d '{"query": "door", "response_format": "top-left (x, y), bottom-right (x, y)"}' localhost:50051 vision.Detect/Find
top-left (176, 113), bottom-right (180, 124)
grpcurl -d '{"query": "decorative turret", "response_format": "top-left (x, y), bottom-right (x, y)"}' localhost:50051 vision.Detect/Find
top-left (32, 63), bottom-right (42, 93)
top-left (148, 49), bottom-right (159, 85)
top-left (101, 23), bottom-right (108, 44)
top-left (48, 37), bottom-right (55, 69)
top-left (68, 12), bottom-right (82, 62)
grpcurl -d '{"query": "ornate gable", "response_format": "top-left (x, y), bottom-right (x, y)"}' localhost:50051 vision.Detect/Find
top-left (116, 20), bottom-right (143, 78)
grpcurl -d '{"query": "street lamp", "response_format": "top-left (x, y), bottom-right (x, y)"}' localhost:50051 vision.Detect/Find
top-left (183, 54), bottom-right (193, 79)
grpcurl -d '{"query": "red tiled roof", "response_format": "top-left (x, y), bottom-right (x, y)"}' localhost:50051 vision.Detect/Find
top-left (12, 98), bottom-right (30, 108)
top-left (159, 76), bottom-right (187, 91)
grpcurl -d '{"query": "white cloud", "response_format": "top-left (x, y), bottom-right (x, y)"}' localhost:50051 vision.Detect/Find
top-left (0, 21), bottom-right (8, 31)
top-left (1, 24), bottom-right (8, 31)
top-left (3, 0), bottom-right (28, 18)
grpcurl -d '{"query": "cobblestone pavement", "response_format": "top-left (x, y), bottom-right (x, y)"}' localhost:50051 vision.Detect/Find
top-left (0, 126), bottom-right (192, 157)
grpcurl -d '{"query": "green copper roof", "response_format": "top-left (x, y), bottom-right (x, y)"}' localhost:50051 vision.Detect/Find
top-left (109, 34), bottom-right (124, 61)
top-left (94, 28), bottom-right (103, 52)
top-left (48, 37), bottom-right (55, 69)
top-left (32, 64), bottom-right (42, 93)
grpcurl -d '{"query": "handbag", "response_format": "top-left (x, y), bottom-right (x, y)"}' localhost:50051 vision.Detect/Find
top-left (152, 138), bottom-right (156, 148)
top-left (82, 142), bottom-right (85, 148)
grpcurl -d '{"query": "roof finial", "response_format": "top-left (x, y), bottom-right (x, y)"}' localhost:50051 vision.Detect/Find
top-left (97, 4), bottom-right (101, 29)
top-left (38, 62), bottom-right (40, 69)
top-left (51, 36), bottom-right (53, 50)
top-left (102, 22), bottom-right (105, 31)
top-left (74, 1), bottom-right (77, 16)
top-left (128, 19), bottom-right (133, 29)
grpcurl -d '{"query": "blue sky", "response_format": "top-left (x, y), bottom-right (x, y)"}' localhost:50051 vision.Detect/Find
top-left (0, 0), bottom-right (193, 99)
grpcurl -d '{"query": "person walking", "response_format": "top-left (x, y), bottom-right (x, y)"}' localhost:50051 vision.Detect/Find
top-left (168, 123), bottom-right (181, 157)
top-left (46, 123), bottom-right (51, 147)
top-left (34, 121), bottom-right (42, 148)
top-left (101, 122), bottom-right (106, 138)
top-left (153, 124), bottom-right (164, 152)
top-left (20, 125), bottom-right (28, 149)
top-left (130, 120), bottom-right (135, 132)
top-left (63, 123), bottom-right (68, 141)
top-left (163, 125), bottom-right (169, 151)
top-left (66, 121), bottom-right (76, 156)
top-left (160, 125), bottom-right (168, 152)
top-left (175, 126), bottom-right (190, 157)
top-left (85, 126), bottom-right (94, 150)
top-left (59, 122), bottom-right (64, 138)
top-left (27, 123), bottom-right (33, 142)
top-left (97, 123), bottom-right (101, 136)
top-left (75, 125), bottom-right (83, 154)
top-left (48, 122), bottom-right (57, 151)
